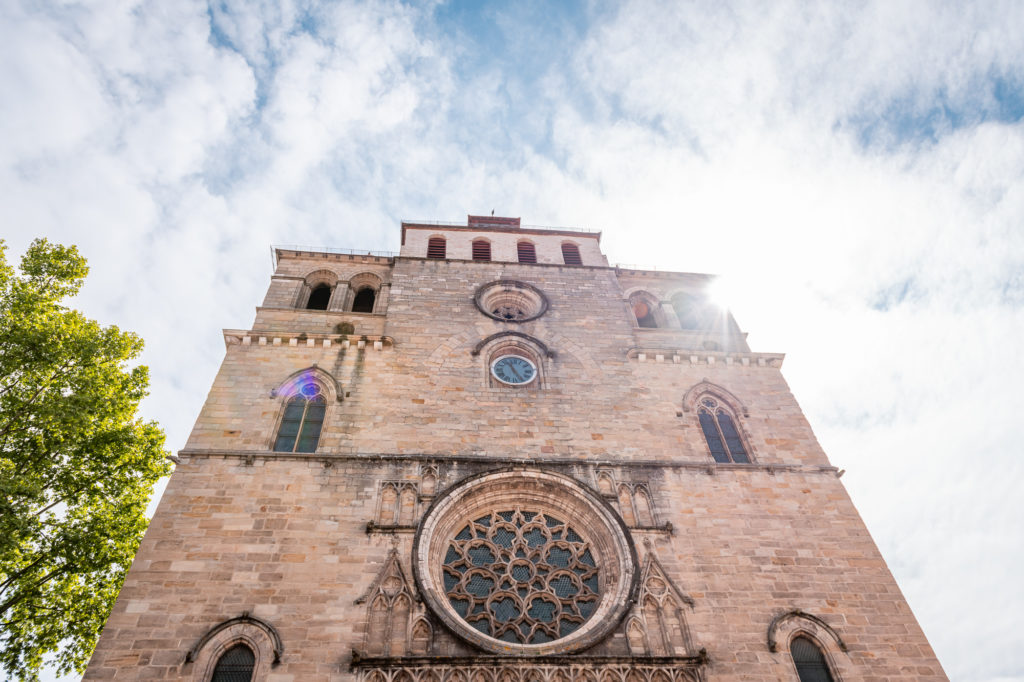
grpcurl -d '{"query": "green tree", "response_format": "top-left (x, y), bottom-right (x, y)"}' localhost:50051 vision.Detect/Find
top-left (0, 239), bottom-right (171, 680)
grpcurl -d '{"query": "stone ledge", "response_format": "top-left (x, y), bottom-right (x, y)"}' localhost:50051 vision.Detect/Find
top-left (223, 329), bottom-right (394, 350)
top-left (176, 449), bottom-right (839, 476)
top-left (627, 348), bottom-right (785, 368)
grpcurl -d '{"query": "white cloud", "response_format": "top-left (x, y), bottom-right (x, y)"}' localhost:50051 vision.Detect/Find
top-left (2, 0), bottom-right (1021, 680)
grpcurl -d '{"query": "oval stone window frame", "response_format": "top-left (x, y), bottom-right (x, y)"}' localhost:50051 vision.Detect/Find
top-left (413, 469), bottom-right (639, 656)
top-left (474, 280), bottom-right (549, 323)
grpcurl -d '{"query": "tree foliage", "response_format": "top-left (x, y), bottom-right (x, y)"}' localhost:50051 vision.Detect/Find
top-left (0, 239), bottom-right (171, 680)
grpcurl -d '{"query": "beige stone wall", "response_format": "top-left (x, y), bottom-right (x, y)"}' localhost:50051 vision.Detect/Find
top-left (400, 226), bottom-right (607, 266)
top-left (87, 232), bottom-right (945, 681)
top-left (189, 255), bottom-right (794, 463)
top-left (85, 457), bottom-right (944, 680)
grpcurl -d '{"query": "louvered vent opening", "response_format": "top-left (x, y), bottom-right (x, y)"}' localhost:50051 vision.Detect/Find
top-left (561, 243), bottom-right (582, 265)
top-left (427, 237), bottom-right (446, 259)
top-left (472, 240), bottom-right (491, 261)
top-left (517, 241), bottom-right (537, 263)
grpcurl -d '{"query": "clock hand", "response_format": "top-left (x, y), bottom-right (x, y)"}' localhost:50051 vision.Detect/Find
top-left (509, 365), bottom-right (522, 380)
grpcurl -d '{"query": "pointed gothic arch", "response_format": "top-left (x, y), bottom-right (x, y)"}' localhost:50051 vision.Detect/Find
top-left (681, 380), bottom-right (748, 417)
top-left (357, 548), bottom-right (419, 657)
top-left (682, 380), bottom-right (753, 464)
top-left (628, 547), bottom-right (696, 657)
top-left (269, 367), bottom-right (339, 454)
top-left (270, 366), bottom-right (342, 404)
top-left (768, 611), bottom-right (847, 681)
top-left (409, 616), bottom-right (433, 655)
top-left (767, 610), bottom-right (847, 654)
top-left (185, 613), bottom-right (282, 681)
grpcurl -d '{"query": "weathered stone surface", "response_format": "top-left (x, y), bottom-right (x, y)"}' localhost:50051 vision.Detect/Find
top-left (85, 219), bottom-right (945, 681)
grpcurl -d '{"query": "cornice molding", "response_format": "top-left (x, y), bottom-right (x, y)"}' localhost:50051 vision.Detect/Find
top-left (223, 329), bottom-right (393, 351)
top-left (627, 347), bottom-right (785, 368)
top-left (176, 448), bottom-right (840, 476)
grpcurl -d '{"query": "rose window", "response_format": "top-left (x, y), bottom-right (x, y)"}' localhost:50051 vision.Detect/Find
top-left (491, 297), bottom-right (530, 321)
top-left (414, 469), bottom-right (638, 655)
top-left (443, 510), bottom-right (599, 644)
top-left (474, 281), bottom-right (548, 323)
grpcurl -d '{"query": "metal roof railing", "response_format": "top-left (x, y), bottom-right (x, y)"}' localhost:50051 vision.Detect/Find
top-left (271, 245), bottom-right (399, 268)
top-left (273, 245), bottom-right (398, 257)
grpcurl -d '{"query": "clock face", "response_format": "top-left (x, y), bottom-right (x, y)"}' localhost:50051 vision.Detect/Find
top-left (491, 355), bottom-right (537, 385)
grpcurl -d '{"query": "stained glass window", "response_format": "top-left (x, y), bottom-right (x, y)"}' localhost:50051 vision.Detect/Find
top-left (697, 396), bottom-right (749, 463)
top-left (442, 509), bottom-right (599, 644)
top-left (273, 382), bottom-right (326, 453)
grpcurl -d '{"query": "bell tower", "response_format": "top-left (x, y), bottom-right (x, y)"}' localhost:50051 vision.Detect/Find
top-left (85, 215), bottom-right (946, 681)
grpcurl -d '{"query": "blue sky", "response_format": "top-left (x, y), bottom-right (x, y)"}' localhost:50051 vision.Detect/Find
top-left (2, 1), bottom-right (1023, 680)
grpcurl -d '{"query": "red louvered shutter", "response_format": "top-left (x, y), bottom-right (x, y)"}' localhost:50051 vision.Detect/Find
top-left (561, 243), bottom-right (582, 265)
top-left (472, 240), bottom-right (491, 261)
top-left (427, 237), bottom-right (446, 259)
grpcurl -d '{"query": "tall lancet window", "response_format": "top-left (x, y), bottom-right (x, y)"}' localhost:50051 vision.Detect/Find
top-left (697, 396), bottom-right (750, 463)
top-left (274, 381), bottom-right (326, 453)
top-left (791, 636), bottom-right (835, 682)
top-left (210, 644), bottom-right (254, 682)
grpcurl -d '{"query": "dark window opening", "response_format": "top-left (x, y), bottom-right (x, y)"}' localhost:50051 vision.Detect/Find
top-left (561, 243), bottom-right (582, 265)
top-left (306, 284), bottom-right (331, 310)
top-left (791, 636), bottom-right (835, 682)
top-left (697, 398), bottom-right (749, 463)
top-left (211, 644), bottom-right (254, 682)
top-left (427, 237), bottom-right (446, 259)
top-left (351, 287), bottom-right (376, 313)
top-left (274, 383), bottom-right (326, 453)
top-left (517, 241), bottom-right (537, 263)
top-left (472, 240), bottom-right (491, 261)
top-left (632, 299), bottom-right (659, 328)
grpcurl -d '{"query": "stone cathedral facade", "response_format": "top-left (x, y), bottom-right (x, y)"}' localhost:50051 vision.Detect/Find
top-left (85, 216), bottom-right (946, 681)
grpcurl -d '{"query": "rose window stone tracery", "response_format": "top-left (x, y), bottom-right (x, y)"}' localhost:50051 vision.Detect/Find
top-left (414, 470), bottom-right (638, 655)
top-left (443, 510), bottom-right (600, 644)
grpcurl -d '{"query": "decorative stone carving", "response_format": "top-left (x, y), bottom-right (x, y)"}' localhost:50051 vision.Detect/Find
top-left (628, 548), bottom-right (696, 657)
top-left (441, 509), bottom-right (600, 645)
top-left (413, 469), bottom-right (638, 655)
top-left (474, 280), bottom-right (549, 323)
top-left (352, 660), bottom-right (706, 682)
top-left (357, 549), bottom-right (419, 657)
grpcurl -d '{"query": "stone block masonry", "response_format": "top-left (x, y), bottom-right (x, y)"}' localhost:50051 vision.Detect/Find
top-left (85, 217), bottom-right (945, 681)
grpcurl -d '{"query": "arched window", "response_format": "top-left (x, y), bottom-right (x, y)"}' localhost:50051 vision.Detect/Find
top-left (517, 241), bottom-right (537, 263)
top-left (210, 643), bottom-right (254, 682)
top-left (629, 293), bottom-right (661, 328)
top-left (697, 396), bottom-right (749, 463)
top-left (306, 284), bottom-right (332, 310)
top-left (274, 382), bottom-right (326, 453)
top-left (628, 292), bottom-right (664, 328)
top-left (351, 287), bottom-right (376, 313)
top-left (561, 242), bottom-right (582, 265)
top-left (472, 239), bottom-right (491, 261)
top-left (671, 293), bottom-right (713, 330)
top-left (427, 237), bottom-right (446, 259)
top-left (791, 636), bottom-right (835, 682)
